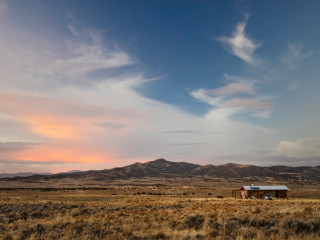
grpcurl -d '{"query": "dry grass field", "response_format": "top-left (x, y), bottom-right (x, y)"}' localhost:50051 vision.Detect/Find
top-left (0, 187), bottom-right (320, 240)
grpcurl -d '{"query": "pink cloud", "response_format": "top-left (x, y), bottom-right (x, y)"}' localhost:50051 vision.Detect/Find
top-left (209, 82), bottom-right (254, 96)
top-left (224, 98), bottom-right (271, 110)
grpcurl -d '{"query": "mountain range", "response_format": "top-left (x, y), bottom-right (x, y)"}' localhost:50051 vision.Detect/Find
top-left (0, 170), bottom-right (81, 179)
top-left (0, 172), bottom-right (53, 179)
top-left (2, 159), bottom-right (319, 184)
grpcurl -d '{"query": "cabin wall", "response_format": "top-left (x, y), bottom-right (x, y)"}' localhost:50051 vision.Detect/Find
top-left (232, 190), bottom-right (241, 199)
top-left (247, 190), bottom-right (288, 199)
top-left (232, 188), bottom-right (288, 199)
top-left (232, 190), bottom-right (249, 199)
top-left (277, 190), bottom-right (287, 198)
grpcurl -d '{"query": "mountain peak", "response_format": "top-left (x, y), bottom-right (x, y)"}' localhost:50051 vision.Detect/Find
top-left (149, 158), bottom-right (169, 164)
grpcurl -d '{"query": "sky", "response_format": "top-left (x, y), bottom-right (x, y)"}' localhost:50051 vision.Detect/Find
top-left (0, 0), bottom-right (320, 173)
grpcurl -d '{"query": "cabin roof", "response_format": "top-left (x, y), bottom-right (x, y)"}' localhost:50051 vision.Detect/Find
top-left (242, 185), bottom-right (289, 191)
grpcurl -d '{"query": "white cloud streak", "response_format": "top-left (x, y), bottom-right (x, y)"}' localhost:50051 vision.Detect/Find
top-left (218, 16), bottom-right (260, 64)
top-left (190, 76), bottom-right (271, 119)
top-left (51, 27), bottom-right (135, 82)
top-left (282, 43), bottom-right (313, 69)
top-left (210, 82), bottom-right (254, 96)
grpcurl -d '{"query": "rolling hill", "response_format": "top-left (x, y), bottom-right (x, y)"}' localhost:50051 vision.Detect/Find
top-left (1, 159), bottom-right (320, 187)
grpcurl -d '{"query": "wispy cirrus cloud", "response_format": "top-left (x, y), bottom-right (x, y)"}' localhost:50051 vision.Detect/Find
top-left (163, 130), bottom-right (214, 135)
top-left (190, 75), bottom-right (271, 119)
top-left (218, 15), bottom-right (260, 65)
top-left (223, 97), bottom-right (271, 110)
top-left (93, 122), bottom-right (127, 129)
top-left (209, 81), bottom-right (254, 96)
top-left (282, 43), bottom-right (313, 69)
top-left (50, 27), bottom-right (135, 83)
top-left (0, 141), bottom-right (41, 152)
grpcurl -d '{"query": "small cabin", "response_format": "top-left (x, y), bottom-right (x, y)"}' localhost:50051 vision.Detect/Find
top-left (232, 185), bottom-right (288, 199)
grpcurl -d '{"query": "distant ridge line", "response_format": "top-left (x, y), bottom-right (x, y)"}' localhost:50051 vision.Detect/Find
top-left (1, 158), bottom-right (319, 183)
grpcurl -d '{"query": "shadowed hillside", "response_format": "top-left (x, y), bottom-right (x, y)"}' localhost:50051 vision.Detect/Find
top-left (1, 159), bottom-right (320, 187)
top-left (191, 163), bottom-right (320, 181)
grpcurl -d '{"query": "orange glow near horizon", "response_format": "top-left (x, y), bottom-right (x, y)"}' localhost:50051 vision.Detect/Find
top-left (0, 92), bottom-right (82, 139)
top-left (0, 92), bottom-right (150, 172)
top-left (26, 116), bottom-right (78, 139)
top-left (7, 146), bottom-right (153, 173)
top-left (13, 146), bottom-right (113, 164)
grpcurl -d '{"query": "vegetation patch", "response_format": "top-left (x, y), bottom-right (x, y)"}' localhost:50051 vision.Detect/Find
top-left (0, 189), bottom-right (319, 239)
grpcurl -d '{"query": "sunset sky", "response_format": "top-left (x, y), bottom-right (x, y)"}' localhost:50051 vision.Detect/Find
top-left (1, 0), bottom-right (320, 173)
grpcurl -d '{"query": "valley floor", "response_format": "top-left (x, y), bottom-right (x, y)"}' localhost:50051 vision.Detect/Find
top-left (0, 189), bottom-right (320, 240)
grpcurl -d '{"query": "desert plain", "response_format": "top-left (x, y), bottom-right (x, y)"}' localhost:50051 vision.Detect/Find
top-left (0, 182), bottom-right (320, 240)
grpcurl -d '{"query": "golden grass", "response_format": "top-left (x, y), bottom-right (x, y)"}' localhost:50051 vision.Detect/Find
top-left (0, 189), bottom-right (319, 240)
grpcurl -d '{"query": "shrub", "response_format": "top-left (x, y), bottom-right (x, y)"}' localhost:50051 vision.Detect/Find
top-left (264, 227), bottom-right (279, 237)
top-left (20, 227), bottom-right (34, 240)
top-left (195, 233), bottom-right (204, 239)
top-left (311, 219), bottom-right (320, 232)
top-left (250, 218), bottom-right (275, 228)
top-left (208, 219), bottom-right (222, 230)
top-left (294, 220), bottom-right (311, 234)
top-left (36, 224), bottom-right (45, 234)
top-left (19, 212), bottom-right (28, 220)
top-left (283, 219), bottom-right (313, 234)
top-left (0, 223), bottom-right (6, 234)
top-left (3, 234), bottom-right (13, 240)
top-left (153, 232), bottom-right (169, 239)
top-left (225, 221), bottom-right (237, 235)
top-left (208, 229), bottom-right (219, 238)
top-left (182, 214), bottom-right (205, 230)
top-left (170, 220), bottom-right (179, 229)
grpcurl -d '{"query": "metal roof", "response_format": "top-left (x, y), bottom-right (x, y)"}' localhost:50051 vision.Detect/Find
top-left (242, 185), bottom-right (289, 191)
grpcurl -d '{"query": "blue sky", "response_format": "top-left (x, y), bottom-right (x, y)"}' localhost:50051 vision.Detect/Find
top-left (0, 0), bottom-right (319, 173)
